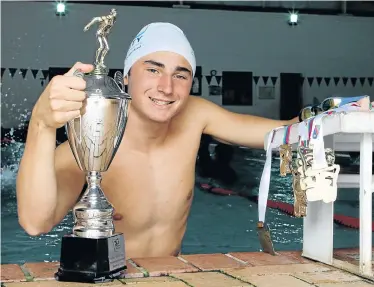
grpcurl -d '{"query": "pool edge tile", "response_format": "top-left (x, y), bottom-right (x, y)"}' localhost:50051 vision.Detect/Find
top-left (131, 256), bottom-right (200, 277)
top-left (22, 262), bottom-right (59, 281)
top-left (227, 251), bottom-right (304, 266)
top-left (179, 253), bottom-right (247, 271)
top-left (0, 264), bottom-right (27, 283)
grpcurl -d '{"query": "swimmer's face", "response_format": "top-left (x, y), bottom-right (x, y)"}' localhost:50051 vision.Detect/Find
top-left (124, 51), bottom-right (193, 123)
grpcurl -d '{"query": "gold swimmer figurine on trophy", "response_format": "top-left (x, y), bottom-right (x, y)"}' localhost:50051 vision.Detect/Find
top-left (84, 8), bottom-right (117, 73)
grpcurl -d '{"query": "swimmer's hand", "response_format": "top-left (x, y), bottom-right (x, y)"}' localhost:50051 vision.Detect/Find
top-left (32, 62), bottom-right (94, 130)
top-left (83, 25), bottom-right (90, 32)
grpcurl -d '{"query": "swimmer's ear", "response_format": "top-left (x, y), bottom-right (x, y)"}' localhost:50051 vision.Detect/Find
top-left (123, 75), bottom-right (129, 85)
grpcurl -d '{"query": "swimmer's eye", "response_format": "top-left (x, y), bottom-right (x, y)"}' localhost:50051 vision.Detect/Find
top-left (175, 74), bottom-right (188, 80)
top-left (147, 68), bottom-right (159, 74)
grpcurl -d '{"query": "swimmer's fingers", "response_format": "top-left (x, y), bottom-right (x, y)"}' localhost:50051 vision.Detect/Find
top-left (50, 111), bottom-right (81, 126)
top-left (49, 99), bottom-right (84, 112)
top-left (64, 62), bottom-right (94, 77)
top-left (49, 82), bottom-right (87, 101)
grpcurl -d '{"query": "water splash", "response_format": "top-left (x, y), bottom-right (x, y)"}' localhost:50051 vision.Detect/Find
top-left (1, 89), bottom-right (32, 194)
top-left (1, 142), bottom-right (25, 194)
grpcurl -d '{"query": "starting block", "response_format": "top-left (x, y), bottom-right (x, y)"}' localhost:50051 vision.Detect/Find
top-left (263, 109), bottom-right (373, 279)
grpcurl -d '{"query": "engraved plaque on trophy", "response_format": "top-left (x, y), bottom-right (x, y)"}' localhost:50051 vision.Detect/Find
top-left (55, 9), bottom-right (132, 283)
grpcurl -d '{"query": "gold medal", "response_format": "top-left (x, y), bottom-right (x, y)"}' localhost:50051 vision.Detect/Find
top-left (292, 169), bottom-right (307, 217)
top-left (279, 144), bottom-right (293, 177)
top-left (290, 147), bottom-right (311, 217)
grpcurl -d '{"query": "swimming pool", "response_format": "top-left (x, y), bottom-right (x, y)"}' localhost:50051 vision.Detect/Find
top-left (1, 141), bottom-right (365, 264)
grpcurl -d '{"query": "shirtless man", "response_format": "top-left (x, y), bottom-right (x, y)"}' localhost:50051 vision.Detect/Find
top-left (16, 23), bottom-right (297, 259)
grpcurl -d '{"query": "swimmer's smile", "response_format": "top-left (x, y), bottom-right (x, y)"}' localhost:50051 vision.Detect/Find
top-left (150, 97), bottom-right (175, 107)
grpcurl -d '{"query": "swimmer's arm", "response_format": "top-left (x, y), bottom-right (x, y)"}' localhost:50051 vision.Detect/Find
top-left (17, 120), bottom-right (85, 235)
top-left (198, 97), bottom-right (298, 149)
top-left (211, 136), bottom-right (233, 145)
top-left (53, 142), bottom-right (86, 227)
top-left (84, 17), bottom-right (101, 30)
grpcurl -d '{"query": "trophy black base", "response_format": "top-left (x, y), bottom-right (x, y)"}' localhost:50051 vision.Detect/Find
top-left (55, 233), bottom-right (126, 284)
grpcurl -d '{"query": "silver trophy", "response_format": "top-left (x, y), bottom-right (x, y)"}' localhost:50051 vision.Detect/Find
top-left (55, 9), bottom-right (131, 283)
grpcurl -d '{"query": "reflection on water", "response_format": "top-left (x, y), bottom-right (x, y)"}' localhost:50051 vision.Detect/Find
top-left (1, 141), bottom-right (363, 264)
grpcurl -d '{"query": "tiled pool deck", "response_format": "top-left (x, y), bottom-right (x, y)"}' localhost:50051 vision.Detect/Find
top-left (1, 248), bottom-right (373, 286)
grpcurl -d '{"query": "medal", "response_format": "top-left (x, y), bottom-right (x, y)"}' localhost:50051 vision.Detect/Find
top-left (291, 146), bottom-right (312, 217)
top-left (279, 144), bottom-right (293, 177)
top-left (257, 221), bottom-right (276, 255)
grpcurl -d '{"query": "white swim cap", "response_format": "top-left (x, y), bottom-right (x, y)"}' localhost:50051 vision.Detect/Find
top-left (123, 22), bottom-right (196, 77)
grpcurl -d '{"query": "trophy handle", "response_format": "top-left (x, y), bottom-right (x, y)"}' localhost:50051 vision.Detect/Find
top-left (70, 69), bottom-right (84, 144)
top-left (113, 100), bottom-right (126, 150)
top-left (112, 71), bottom-right (127, 150)
top-left (67, 118), bottom-right (82, 144)
top-left (114, 71), bottom-right (124, 91)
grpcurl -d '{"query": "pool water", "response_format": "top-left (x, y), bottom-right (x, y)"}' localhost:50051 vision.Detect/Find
top-left (1, 142), bottom-right (366, 264)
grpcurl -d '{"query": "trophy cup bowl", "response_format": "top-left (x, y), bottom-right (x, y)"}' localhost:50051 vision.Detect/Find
top-left (54, 69), bottom-right (131, 283)
top-left (55, 9), bottom-right (131, 283)
top-left (68, 69), bottom-right (131, 238)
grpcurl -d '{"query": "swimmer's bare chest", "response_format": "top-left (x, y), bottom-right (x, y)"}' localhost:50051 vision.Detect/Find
top-left (99, 134), bottom-right (200, 258)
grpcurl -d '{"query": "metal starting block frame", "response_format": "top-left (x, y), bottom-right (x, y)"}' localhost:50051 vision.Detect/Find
top-left (265, 111), bottom-right (373, 279)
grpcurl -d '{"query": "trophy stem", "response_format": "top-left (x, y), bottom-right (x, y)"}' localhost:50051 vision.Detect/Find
top-left (72, 171), bottom-right (115, 238)
top-left (85, 171), bottom-right (104, 198)
top-left (91, 64), bottom-right (109, 76)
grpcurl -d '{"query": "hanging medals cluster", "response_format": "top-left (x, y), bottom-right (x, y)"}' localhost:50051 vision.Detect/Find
top-left (278, 122), bottom-right (340, 218)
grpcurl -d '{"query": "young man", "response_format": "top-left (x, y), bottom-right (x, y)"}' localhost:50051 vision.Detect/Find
top-left (16, 23), bottom-right (297, 258)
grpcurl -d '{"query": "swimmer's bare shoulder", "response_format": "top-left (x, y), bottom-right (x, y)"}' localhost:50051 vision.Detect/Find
top-left (166, 96), bottom-right (209, 139)
top-left (184, 95), bottom-right (220, 130)
top-left (53, 141), bottom-right (85, 224)
top-left (185, 96), bottom-right (235, 145)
